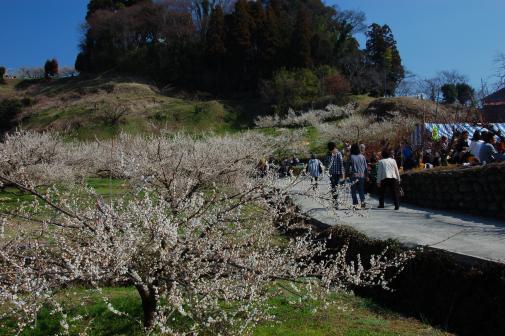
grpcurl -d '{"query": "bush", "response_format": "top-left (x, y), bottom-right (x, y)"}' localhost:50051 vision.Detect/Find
top-left (324, 72), bottom-right (351, 96)
top-left (0, 66), bottom-right (5, 83)
top-left (261, 68), bottom-right (320, 114)
top-left (261, 67), bottom-right (353, 114)
top-left (0, 98), bottom-right (33, 133)
top-left (316, 113), bottom-right (419, 145)
top-left (44, 58), bottom-right (59, 79)
top-left (255, 103), bottom-right (356, 128)
top-left (441, 84), bottom-right (457, 104)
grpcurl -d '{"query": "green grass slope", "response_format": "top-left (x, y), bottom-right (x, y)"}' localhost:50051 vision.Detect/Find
top-left (0, 286), bottom-right (451, 336)
top-left (3, 75), bottom-right (262, 139)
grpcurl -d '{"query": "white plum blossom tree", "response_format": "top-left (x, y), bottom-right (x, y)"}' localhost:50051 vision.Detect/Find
top-left (255, 103), bottom-right (356, 128)
top-left (316, 114), bottom-right (419, 146)
top-left (0, 131), bottom-right (413, 335)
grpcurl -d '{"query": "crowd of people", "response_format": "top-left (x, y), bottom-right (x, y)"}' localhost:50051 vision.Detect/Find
top-left (258, 141), bottom-right (403, 211)
top-left (398, 130), bottom-right (505, 171)
top-left (321, 141), bottom-right (401, 210)
top-left (256, 129), bottom-right (504, 212)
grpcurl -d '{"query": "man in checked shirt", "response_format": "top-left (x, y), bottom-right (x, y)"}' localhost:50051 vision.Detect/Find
top-left (326, 142), bottom-right (345, 209)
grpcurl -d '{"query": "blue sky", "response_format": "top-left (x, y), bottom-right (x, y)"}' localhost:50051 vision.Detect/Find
top-left (0, 0), bottom-right (88, 72)
top-left (0, 0), bottom-right (504, 88)
top-left (336, 0), bottom-right (505, 88)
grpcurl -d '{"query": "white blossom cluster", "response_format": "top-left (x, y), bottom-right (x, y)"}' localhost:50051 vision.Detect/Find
top-left (316, 114), bottom-right (419, 145)
top-left (255, 103), bottom-right (356, 128)
top-left (0, 131), bottom-right (83, 187)
top-left (0, 131), bottom-right (413, 335)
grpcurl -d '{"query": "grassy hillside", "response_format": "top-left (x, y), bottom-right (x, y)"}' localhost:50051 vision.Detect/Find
top-left (2, 75), bottom-right (263, 139)
top-left (3, 76), bottom-right (473, 142)
top-left (0, 78), bottom-right (21, 98)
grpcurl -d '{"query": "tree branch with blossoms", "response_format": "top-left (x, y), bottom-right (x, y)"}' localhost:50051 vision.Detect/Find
top-left (0, 131), bottom-right (414, 335)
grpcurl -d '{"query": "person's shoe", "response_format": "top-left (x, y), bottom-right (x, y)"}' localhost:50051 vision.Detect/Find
top-left (377, 205), bottom-right (385, 209)
top-left (394, 206), bottom-right (400, 210)
top-left (361, 202), bottom-right (367, 209)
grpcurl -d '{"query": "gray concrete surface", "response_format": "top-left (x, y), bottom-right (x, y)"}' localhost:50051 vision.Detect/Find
top-left (286, 176), bottom-right (505, 263)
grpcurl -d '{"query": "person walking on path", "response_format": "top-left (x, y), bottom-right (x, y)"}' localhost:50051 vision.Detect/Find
top-left (377, 149), bottom-right (401, 210)
top-left (326, 142), bottom-right (344, 208)
top-left (306, 154), bottom-right (324, 189)
top-left (350, 144), bottom-right (368, 208)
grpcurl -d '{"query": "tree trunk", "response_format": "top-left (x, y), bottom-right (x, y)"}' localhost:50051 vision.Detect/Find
top-left (136, 284), bottom-right (158, 330)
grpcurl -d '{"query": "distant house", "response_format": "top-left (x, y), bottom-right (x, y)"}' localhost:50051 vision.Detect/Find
top-left (482, 88), bottom-right (505, 122)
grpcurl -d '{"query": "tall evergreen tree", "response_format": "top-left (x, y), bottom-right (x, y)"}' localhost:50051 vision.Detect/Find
top-left (227, 0), bottom-right (255, 87)
top-left (441, 84), bottom-right (458, 104)
top-left (0, 66), bottom-right (5, 83)
top-left (194, 0), bottom-right (211, 42)
top-left (291, 6), bottom-right (313, 68)
top-left (44, 59), bottom-right (59, 79)
top-left (269, 0), bottom-right (282, 17)
top-left (259, 2), bottom-right (282, 75)
top-left (456, 83), bottom-right (475, 106)
top-left (365, 23), bottom-right (404, 96)
top-left (206, 6), bottom-right (226, 61)
top-left (248, 1), bottom-right (265, 50)
top-left (228, 0), bottom-right (254, 57)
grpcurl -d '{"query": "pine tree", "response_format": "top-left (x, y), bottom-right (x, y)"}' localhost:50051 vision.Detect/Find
top-left (0, 66), bottom-right (6, 83)
top-left (44, 59), bottom-right (59, 79)
top-left (194, 0), bottom-right (211, 42)
top-left (269, 0), bottom-right (282, 17)
top-left (291, 6), bottom-right (313, 68)
top-left (456, 83), bottom-right (475, 106)
top-left (365, 23), bottom-right (404, 95)
top-left (229, 0), bottom-right (254, 57)
top-left (441, 84), bottom-right (458, 104)
top-left (227, 0), bottom-right (255, 87)
top-left (206, 6), bottom-right (226, 61)
top-left (259, 2), bottom-right (282, 75)
top-left (248, 1), bottom-right (265, 51)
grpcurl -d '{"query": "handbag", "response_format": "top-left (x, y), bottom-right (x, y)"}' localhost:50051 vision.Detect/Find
top-left (399, 186), bottom-right (405, 197)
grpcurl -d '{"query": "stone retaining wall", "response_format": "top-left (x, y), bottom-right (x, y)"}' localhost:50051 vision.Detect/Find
top-left (401, 163), bottom-right (505, 219)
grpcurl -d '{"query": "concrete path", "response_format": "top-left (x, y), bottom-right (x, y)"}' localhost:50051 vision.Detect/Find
top-left (286, 176), bottom-right (505, 263)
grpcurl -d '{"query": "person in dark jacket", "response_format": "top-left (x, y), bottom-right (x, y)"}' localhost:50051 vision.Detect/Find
top-left (326, 142), bottom-right (344, 208)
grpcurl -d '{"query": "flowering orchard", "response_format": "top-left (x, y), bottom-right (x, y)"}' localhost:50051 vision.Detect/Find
top-left (0, 131), bottom-right (412, 335)
top-left (316, 114), bottom-right (419, 146)
top-left (255, 103), bottom-right (356, 128)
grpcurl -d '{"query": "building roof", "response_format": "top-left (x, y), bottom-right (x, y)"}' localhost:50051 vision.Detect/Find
top-left (483, 87), bottom-right (505, 103)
